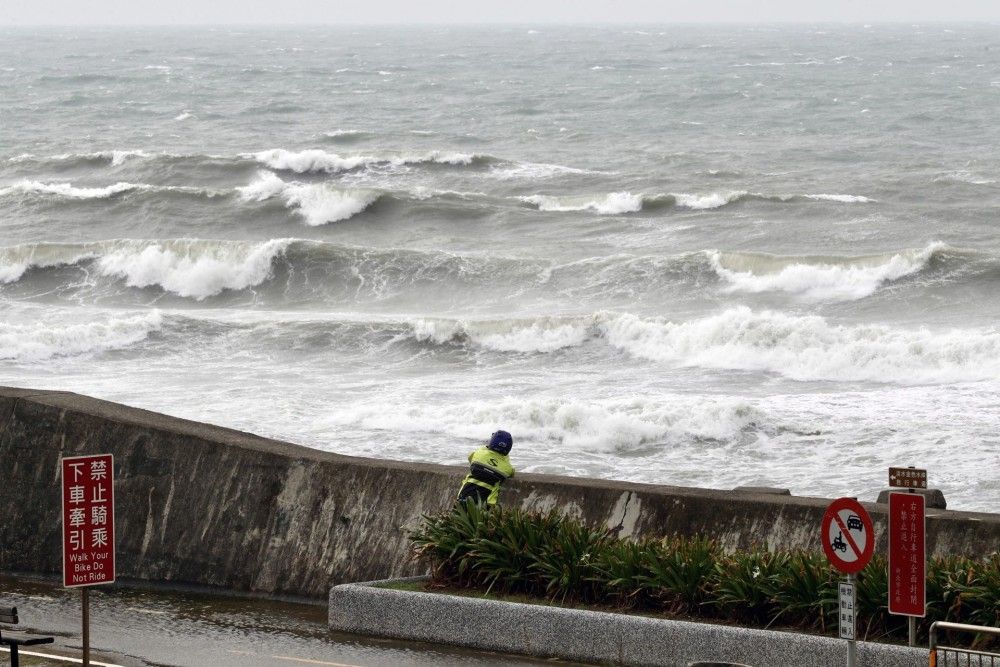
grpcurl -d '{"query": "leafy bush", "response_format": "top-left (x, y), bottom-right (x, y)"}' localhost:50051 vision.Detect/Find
top-left (639, 536), bottom-right (718, 614)
top-left (710, 549), bottom-right (787, 625)
top-left (410, 504), bottom-right (1000, 643)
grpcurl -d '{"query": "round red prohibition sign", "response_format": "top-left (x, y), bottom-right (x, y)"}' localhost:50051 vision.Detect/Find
top-left (822, 497), bottom-right (874, 574)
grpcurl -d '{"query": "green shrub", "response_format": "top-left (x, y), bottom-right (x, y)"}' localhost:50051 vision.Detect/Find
top-left (710, 550), bottom-right (787, 625)
top-left (638, 536), bottom-right (718, 614)
top-left (410, 505), bottom-right (1000, 646)
top-left (530, 516), bottom-right (609, 603)
top-left (767, 551), bottom-right (837, 630)
top-left (592, 539), bottom-right (650, 607)
top-left (410, 501), bottom-right (490, 587)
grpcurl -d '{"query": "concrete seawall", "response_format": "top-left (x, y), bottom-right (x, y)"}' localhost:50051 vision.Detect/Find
top-left (2, 386), bottom-right (999, 599)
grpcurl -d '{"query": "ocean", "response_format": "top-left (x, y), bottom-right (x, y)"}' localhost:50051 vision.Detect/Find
top-left (2, 24), bottom-right (998, 509)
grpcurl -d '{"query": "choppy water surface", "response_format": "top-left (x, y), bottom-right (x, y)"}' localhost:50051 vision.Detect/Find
top-left (1, 25), bottom-right (999, 509)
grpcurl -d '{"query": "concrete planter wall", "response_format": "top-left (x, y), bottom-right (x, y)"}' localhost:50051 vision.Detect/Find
top-left (329, 579), bottom-right (926, 667)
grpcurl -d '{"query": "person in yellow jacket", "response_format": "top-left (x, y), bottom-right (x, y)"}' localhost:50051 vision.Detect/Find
top-left (456, 430), bottom-right (515, 507)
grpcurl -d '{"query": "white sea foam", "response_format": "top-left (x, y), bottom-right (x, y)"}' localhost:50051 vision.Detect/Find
top-left (94, 239), bottom-right (293, 299)
top-left (174, 111), bottom-right (193, 121)
top-left (673, 191), bottom-right (748, 209)
top-left (490, 161), bottom-right (595, 180)
top-left (0, 311), bottom-right (163, 362)
top-left (517, 190), bottom-right (872, 212)
top-left (597, 307), bottom-right (1000, 384)
top-left (521, 192), bottom-right (644, 214)
top-left (282, 184), bottom-right (380, 226)
top-left (237, 171), bottom-right (380, 225)
top-left (801, 193), bottom-right (876, 203)
top-left (4, 150), bottom-right (155, 166)
top-left (0, 180), bottom-right (220, 201)
top-left (326, 394), bottom-right (768, 452)
top-left (250, 148), bottom-right (478, 173)
top-left (0, 180), bottom-right (145, 199)
top-left (708, 242), bottom-right (945, 300)
top-left (412, 317), bottom-right (590, 353)
top-left (0, 238), bottom-right (298, 299)
top-left (935, 171), bottom-right (997, 185)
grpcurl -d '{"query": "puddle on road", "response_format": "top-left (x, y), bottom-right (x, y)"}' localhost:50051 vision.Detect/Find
top-left (0, 574), bottom-right (586, 667)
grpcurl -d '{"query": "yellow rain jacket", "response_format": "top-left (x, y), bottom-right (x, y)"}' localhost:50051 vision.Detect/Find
top-left (459, 446), bottom-right (515, 505)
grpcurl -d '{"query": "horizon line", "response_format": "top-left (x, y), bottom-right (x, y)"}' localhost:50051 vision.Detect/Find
top-left (3, 19), bottom-right (1000, 28)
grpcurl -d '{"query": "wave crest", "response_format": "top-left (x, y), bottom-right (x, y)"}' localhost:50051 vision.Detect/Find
top-left (326, 394), bottom-right (770, 452)
top-left (597, 307), bottom-right (1000, 384)
top-left (0, 311), bottom-right (162, 362)
top-left (0, 179), bottom-right (222, 201)
top-left (412, 317), bottom-right (590, 353)
top-left (0, 239), bottom-right (294, 299)
top-left (708, 242), bottom-right (948, 300)
top-left (250, 148), bottom-right (483, 174)
top-left (238, 171), bottom-right (380, 225)
top-left (95, 239), bottom-right (293, 299)
top-left (518, 190), bottom-right (874, 213)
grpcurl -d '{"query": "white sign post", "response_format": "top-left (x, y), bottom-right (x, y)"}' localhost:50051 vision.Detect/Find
top-left (839, 580), bottom-right (856, 641)
top-left (823, 498), bottom-right (874, 667)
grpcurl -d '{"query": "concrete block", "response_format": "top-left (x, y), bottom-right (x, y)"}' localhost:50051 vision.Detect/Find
top-left (329, 579), bottom-right (927, 667)
top-left (876, 488), bottom-right (947, 509)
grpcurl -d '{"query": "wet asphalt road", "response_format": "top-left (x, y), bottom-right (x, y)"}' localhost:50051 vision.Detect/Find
top-left (0, 574), bottom-right (585, 667)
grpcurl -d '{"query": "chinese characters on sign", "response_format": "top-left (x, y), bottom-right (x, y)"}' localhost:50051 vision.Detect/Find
top-left (888, 467), bottom-right (927, 489)
top-left (61, 454), bottom-right (115, 588)
top-left (839, 580), bottom-right (856, 640)
top-left (888, 492), bottom-right (925, 617)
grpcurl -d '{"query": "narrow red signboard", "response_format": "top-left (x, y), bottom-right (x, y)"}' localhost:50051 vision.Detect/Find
top-left (61, 454), bottom-right (115, 588)
top-left (889, 492), bottom-right (925, 617)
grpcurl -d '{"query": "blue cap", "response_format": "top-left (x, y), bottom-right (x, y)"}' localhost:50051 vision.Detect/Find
top-left (488, 430), bottom-right (513, 455)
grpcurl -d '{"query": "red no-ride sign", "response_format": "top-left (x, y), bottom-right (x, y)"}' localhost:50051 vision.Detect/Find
top-left (889, 492), bottom-right (926, 617)
top-left (822, 497), bottom-right (874, 575)
top-left (61, 454), bottom-right (115, 588)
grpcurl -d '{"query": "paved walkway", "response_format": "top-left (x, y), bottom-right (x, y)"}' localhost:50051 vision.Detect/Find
top-left (0, 574), bottom-right (578, 667)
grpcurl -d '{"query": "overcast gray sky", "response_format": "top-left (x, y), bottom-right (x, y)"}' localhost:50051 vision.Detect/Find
top-left (4, 0), bottom-right (1000, 25)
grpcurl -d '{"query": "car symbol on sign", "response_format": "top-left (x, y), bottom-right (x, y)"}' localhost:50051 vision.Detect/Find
top-left (847, 515), bottom-right (864, 532)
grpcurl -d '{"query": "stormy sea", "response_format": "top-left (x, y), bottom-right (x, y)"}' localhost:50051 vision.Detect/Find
top-left (2, 25), bottom-right (998, 509)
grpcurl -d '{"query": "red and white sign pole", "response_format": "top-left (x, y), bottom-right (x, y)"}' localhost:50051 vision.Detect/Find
top-left (61, 454), bottom-right (115, 667)
top-left (822, 497), bottom-right (875, 667)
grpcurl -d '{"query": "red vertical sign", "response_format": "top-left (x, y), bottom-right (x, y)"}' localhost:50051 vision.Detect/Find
top-left (61, 454), bottom-right (115, 588)
top-left (889, 491), bottom-right (925, 616)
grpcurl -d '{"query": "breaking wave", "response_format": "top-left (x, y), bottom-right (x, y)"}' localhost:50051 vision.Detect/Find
top-left (237, 171), bottom-right (380, 225)
top-left (378, 306), bottom-right (1000, 384)
top-left (0, 179), bottom-right (221, 201)
top-left (6, 150), bottom-right (157, 167)
top-left (597, 307), bottom-right (1000, 384)
top-left (249, 148), bottom-right (489, 174)
top-left (325, 394), bottom-right (771, 452)
top-left (0, 239), bottom-right (293, 300)
top-left (0, 239), bottom-right (984, 305)
top-left (412, 317), bottom-right (591, 353)
top-left (0, 311), bottom-right (162, 362)
top-left (267, 307), bottom-right (1000, 384)
top-left (521, 192), bottom-right (645, 214)
top-left (0, 238), bottom-right (549, 303)
top-left (708, 242), bottom-right (949, 300)
top-left (519, 190), bottom-right (875, 213)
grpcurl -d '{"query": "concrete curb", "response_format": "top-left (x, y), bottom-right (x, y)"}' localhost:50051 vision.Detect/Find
top-left (328, 578), bottom-right (927, 667)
